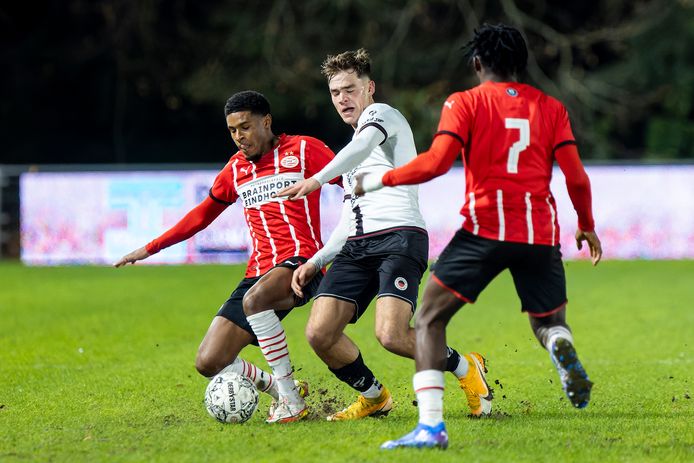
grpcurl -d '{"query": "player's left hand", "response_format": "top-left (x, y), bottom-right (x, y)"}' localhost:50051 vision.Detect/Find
top-left (575, 229), bottom-right (602, 266)
top-left (276, 178), bottom-right (320, 200)
top-left (291, 262), bottom-right (318, 298)
top-left (353, 172), bottom-right (383, 197)
top-left (113, 246), bottom-right (151, 268)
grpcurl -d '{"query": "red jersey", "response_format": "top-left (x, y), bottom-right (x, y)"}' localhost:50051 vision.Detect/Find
top-left (209, 134), bottom-right (336, 277)
top-left (146, 134), bottom-right (336, 278)
top-left (382, 81), bottom-right (594, 244)
top-left (436, 81), bottom-right (578, 245)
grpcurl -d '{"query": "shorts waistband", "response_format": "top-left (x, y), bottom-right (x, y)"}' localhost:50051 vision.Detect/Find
top-left (347, 226), bottom-right (428, 241)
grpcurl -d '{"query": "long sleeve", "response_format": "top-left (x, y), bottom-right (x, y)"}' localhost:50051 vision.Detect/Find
top-left (312, 126), bottom-right (385, 185)
top-left (145, 195), bottom-right (228, 254)
top-left (308, 196), bottom-right (352, 269)
top-left (555, 143), bottom-right (595, 232)
top-left (382, 133), bottom-right (462, 187)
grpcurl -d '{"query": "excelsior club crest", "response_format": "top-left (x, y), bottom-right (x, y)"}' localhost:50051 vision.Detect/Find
top-left (394, 277), bottom-right (408, 291)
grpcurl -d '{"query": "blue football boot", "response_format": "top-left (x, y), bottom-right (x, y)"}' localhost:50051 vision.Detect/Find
top-left (381, 422), bottom-right (448, 450)
top-left (550, 338), bottom-right (593, 408)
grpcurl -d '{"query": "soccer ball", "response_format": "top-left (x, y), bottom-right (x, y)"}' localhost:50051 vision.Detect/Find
top-left (204, 371), bottom-right (259, 423)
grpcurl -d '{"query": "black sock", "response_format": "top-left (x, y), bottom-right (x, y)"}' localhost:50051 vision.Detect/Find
top-left (445, 347), bottom-right (463, 373)
top-left (329, 352), bottom-right (380, 393)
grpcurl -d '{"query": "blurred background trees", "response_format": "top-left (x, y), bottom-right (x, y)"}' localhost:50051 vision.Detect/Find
top-left (1, 0), bottom-right (692, 165)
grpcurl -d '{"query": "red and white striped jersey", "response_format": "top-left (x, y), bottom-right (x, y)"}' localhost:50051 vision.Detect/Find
top-left (437, 81), bottom-right (576, 245)
top-left (209, 134), bottom-right (336, 277)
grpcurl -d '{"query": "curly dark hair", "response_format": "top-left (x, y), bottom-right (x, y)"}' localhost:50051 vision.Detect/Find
top-left (224, 90), bottom-right (271, 117)
top-left (463, 23), bottom-right (528, 78)
top-left (321, 48), bottom-right (372, 81)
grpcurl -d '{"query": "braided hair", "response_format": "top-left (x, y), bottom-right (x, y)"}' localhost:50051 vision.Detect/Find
top-left (463, 24), bottom-right (528, 79)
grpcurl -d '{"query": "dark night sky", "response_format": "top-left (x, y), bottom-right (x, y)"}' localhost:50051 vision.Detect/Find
top-left (2, 1), bottom-right (692, 165)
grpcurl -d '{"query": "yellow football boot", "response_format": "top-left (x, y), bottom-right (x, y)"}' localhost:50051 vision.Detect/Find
top-left (327, 386), bottom-right (393, 421)
top-left (458, 352), bottom-right (493, 416)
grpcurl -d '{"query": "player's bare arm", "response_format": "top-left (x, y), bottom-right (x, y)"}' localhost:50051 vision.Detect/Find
top-left (575, 230), bottom-right (602, 266)
top-left (113, 246), bottom-right (151, 267)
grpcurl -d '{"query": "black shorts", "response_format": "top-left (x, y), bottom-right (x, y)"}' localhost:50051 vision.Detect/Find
top-left (315, 228), bottom-right (428, 323)
top-left (217, 256), bottom-right (323, 344)
top-left (431, 229), bottom-right (567, 316)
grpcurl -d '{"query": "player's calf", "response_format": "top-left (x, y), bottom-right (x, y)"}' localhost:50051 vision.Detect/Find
top-left (212, 357), bottom-right (276, 397)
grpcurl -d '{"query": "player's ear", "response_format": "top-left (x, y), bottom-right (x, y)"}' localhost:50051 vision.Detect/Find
top-left (367, 79), bottom-right (375, 97)
top-left (473, 56), bottom-right (482, 73)
top-left (263, 114), bottom-right (272, 129)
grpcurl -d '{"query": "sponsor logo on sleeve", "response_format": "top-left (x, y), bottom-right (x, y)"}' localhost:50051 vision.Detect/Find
top-left (444, 100), bottom-right (455, 109)
top-left (506, 88), bottom-right (519, 97)
top-left (363, 109), bottom-right (384, 124)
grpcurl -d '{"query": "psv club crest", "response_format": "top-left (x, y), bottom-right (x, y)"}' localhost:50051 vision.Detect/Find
top-left (281, 151), bottom-right (299, 168)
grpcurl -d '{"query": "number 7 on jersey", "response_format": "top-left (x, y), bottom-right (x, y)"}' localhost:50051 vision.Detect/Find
top-left (505, 118), bottom-right (529, 174)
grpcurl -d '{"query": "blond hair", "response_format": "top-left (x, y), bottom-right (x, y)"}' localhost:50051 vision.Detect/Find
top-left (321, 48), bottom-right (372, 81)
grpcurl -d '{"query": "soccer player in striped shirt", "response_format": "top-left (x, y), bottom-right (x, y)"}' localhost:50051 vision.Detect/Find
top-left (114, 91), bottom-right (338, 423)
top-left (356, 24), bottom-right (603, 449)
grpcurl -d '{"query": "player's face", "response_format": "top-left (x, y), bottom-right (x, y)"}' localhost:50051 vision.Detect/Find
top-left (328, 70), bottom-right (375, 128)
top-left (226, 111), bottom-right (273, 161)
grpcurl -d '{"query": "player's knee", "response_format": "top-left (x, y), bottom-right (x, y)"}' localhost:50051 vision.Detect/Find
top-left (241, 289), bottom-right (261, 316)
top-left (195, 349), bottom-right (222, 378)
top-left (375, 325), bottom-right (406, 353)
top-left (305, 324), bottom-right (335, 353)
top-left (376, 332), bottom-right (403, 353)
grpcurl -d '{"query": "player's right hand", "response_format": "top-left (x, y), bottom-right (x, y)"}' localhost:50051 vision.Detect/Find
top-left (113, 246), bottom-right (151, 268)
top-left (291, 262), bottom-right (318, 297)
top-left (575, 230), bottom-right (602, 266)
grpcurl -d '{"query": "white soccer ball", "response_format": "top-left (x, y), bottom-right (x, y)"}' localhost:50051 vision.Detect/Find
top-left (204, 371), bottom-right (259, 423)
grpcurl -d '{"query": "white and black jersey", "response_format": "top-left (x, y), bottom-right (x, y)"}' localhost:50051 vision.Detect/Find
top-left (314, 103), bottom-right (426, 238)
top-left (308, 103), bottom-right (429, 312)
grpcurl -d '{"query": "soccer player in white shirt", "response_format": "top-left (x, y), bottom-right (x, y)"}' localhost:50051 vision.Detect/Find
top-left (279, 49), bottom-right (490, 421)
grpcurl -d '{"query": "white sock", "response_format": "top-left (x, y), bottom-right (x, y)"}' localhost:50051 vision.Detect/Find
top-left (545, 326), bottom-right (574, 352)
top-left (447, 348), bottom-right (469, 378)
top-left (218, 358), bottom-right (278, 400)
top-left (413, 369), bottom-right (445, 427)
top-left (361, 381), bottom-right (382, 399)
top-left (246, 311), bottom-right (300, 402)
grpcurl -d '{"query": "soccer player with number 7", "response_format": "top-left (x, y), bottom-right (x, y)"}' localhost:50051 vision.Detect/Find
top-left (355, 24), bottom-right (603, 449)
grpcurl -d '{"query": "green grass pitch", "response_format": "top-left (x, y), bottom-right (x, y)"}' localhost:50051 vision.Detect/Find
top-left (1, 260), bottom-right (692, 462)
